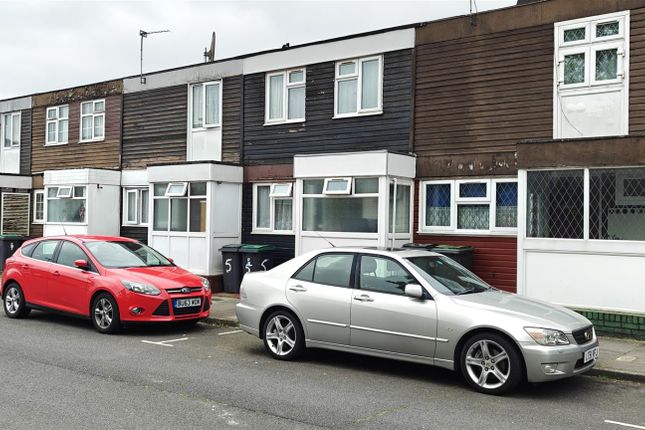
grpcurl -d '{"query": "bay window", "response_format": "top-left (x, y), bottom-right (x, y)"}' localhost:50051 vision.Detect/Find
top-left (152, 182), bottom-right (206, 233)
top-left (46, 105), bottom-right (69, 145)
top-left (123, 188), bottom-right (149, 226)
top-left (191, 81), bottom-right (221, 129)
top-left (334, 56), bottom-right (383, 117)
top-left (80, 100), bottom-right (105, 141)
top-left (47, 186), bottom-right (87, 223)
top-left (265, 69), bottom-right (306, 124)
top-left (253, 183), bottom-right (293, 233)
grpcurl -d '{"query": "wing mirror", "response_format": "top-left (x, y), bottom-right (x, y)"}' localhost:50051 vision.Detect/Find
top-left (74, 259), bottom-right (90, 270)
top-left (404, 284), bottom-right (424, 299)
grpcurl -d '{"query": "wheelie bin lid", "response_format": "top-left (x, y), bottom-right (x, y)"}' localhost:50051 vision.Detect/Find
top-left (239, 244), bottom-right (277, 253)
top-left (219, 244), bottom-right (244, 252)
top-left (429, 244), bottom-right (474, 254)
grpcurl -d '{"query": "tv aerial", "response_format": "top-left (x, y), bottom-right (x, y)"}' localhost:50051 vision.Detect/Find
top-left (139, 29), bottom-right (170, 84)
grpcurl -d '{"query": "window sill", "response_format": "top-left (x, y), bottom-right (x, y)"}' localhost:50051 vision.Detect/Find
top-left (191, 124), bottom-right (221, 131)
top-left (122, 223), bottom-right (149, 228)
top-left (251, 230), bottom-right (295, 236)
top-left (417, 229), bottom-right (518, 237)
top-left (45, 222), bottom-right (88, 226)
top-left (32, 221), bottom-right (44, 225)
top-left (263, 119), bottom-right (305, 127)
top-left (44, 142), bottom-right (68, 147)
top-left (79, 138), bottom-right (105, 144)
top-left (332, 110), bottom-right (383, 120)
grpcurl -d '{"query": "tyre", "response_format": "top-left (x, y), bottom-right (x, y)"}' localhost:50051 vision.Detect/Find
top-left (262, 310), bottom-right (305, 360)
top-left (460, 332), bottom-right (523, 395)
top-left (3, 282), bottom-right (30, 318)
top-left (91, 293), bottom-right (121, 334)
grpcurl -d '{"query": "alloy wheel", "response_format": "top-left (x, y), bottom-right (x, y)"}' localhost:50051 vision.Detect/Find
top-left (94, 298), bottom-right (113, 329)
top-left (5, 287), bottom-right (20, 315)
top-left (265, 315), bottom-right (296, 356)
top-left (464, 339), bottom-right (511, 390)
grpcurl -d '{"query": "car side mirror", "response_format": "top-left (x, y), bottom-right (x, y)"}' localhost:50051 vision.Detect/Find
top-left (167, 258), bottom-right (174, 264)
top-left (404, 284), bottom-right (424, 299)
top-left (74, 259), bottom-right (90, 270)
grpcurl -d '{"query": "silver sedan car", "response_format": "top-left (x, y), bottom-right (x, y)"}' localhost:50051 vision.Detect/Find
top-left (236, 248), bottom-right (599, 395)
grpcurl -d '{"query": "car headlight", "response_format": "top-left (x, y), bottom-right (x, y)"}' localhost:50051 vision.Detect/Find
top-left (121, 280), bottom-right (161, 296)
top-left (200, 277), bottom-right (210, 292)
top-left (524, 327), bottom-right (570, 346)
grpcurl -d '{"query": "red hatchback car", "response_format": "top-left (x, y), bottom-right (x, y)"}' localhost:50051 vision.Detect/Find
top-left (1, 235), bottom-right (211, 333)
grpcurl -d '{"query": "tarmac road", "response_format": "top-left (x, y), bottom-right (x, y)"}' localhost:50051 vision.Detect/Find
top-left (0, 311), bottom-right (643, 430)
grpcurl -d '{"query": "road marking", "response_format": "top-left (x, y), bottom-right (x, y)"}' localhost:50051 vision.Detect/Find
top-left (141, 337), bottom-right (189, 347)
top-left (218, 330), bottom-right (243, 336)
top-left (605, 420), bottom-right (645, 429)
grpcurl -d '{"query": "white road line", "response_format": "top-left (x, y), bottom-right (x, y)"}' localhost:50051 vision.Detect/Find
top-left (605, 420), bottom-right (645, 429)
top-left (218, 330), bottom-right (243, 336)
top-left (141, 337), bottom-right (189, 347)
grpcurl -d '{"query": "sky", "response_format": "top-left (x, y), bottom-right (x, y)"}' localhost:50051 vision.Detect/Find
top-left (0, 0), bottom-right (516, 99)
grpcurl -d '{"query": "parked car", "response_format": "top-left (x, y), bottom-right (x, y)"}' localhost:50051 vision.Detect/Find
top-left (1, 235), bottom-right (211, 333)
top-left (236, 247), bottom-right (599, 395)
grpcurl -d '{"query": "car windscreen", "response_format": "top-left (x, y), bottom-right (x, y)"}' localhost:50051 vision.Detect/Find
top-left (405, 256), bottom-right (491, 296)
top-left (84, 241), bottom-right (173, 269)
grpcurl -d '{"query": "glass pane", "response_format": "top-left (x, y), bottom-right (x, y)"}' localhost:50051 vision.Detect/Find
top-left (127, 192), bottom-right (137, 222)
top-left (459, 182), bottom-right (487, 198)
top-left (166, 183), bottom-right (186, 196)
top-left (293, 259), bottom-right (315, 282)
top-left (361, 59), bottom-right (379, 110)
top-left (35, 193), bottom-right (44, 220)
top-left (57, 241), bottom-right (89, 268)
top-left (31, 241), bottom-right (60, 262)
top-left (81, 102), bottom-right (92, 115)
top-left (596, 21), bottom-right (619, 37)
top-left (274, 199), bottom-right (292, 231)
top-left (192, 85), bottom-right (203, 128)
top-left (93, 115), bottom-right (104, 139)
top-left (2, 114), bottom-right (9, 148)
top-left (425, 184), bottom-right (451, 227)
top-left (11, 115), bottom-right (19, 146)
top-left (94, 101), bottom-right (105, 112)
top-left (303, 179), bottom-right (324, 194)
top-left (170, 199), bottom-right (188, 232)
top-left (190, 182), bottom-right (207, 196)
top-left (339, 62), bottom-right (356, 76)
top-left (360, 256), bottom-right (415, 295)
top-left (312, 254), bottom-right (354, 287)
top-left (325, 179), bottom-right (350, 193)
top-left (47, 199), bottom-right (86, 223)
top-left (47, 122), bottom-right (56, 143)
top-left (271, 183), bottom-right (291, 196)
top-left (269, 74), bottom-right (284, 120)
top-left (58, 119), bottom-right (68, 142)
top-left (526, 170), bottom-right (584, 239)
top-left (205, 84), bottom-right (220, 125)
top-left (59, 106), bottom-right (69, 118)
top-left (154, 183), bottom-right (168, 196)
top-left (564, 53), bottom-right (585, 85)
top-left (48, 187), bottom-right (58, 197)
top-left (287, 87), bottom-right (305, 120)
top-left (81, 116), bottom-right (92, 140)
top-left (256, 185), bottom-right (270, 228)
top-left (288, 70), bottom-right (304, 83)
top-left (153, 199), bottom-right (169, 230)
top-left (303, 197), bottom-right (378, 232)
top-left (189, 198), bottom-right (207, 232)
top-left (389, 184), bottom-right (411, 233)
top-left (74, 186), bottom-right (85, 198)
top-left (457, 205), bottom-right (489, 230)
top-left (354, 178), bottom-right (378, 194)
top-left (564, 27), bottom-right (585, 42)
top-left (590, 168), bottom-right (645, 241)
top-left (495, 182), bottom-right (518, 228)
top-left (595, 48), bottom-right (617, 81)
top-left (47, 108), bottom-right (57, 120)
top-left (337, 79), bottom-right (357, 114)
top-left (140, 189), bottom-right (149, 223)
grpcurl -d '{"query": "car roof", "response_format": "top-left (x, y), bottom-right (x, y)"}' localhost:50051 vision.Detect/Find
top-left (28, 235), bottom-right (138, 243)
top-left (309, 247), bottom-right (441, 258)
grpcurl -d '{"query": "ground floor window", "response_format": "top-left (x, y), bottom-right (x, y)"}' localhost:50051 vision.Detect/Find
top-left (123, 187), bottom-right (149, 226)
top-left (253, 183), bottom-right (293, 233)
top-left (46, 186), bottom-right (86, 223)
top-left (152, 182), bottom-right (206, 233)
top-left (389, 182), bottom-right (411, 233)
top-left (33, 190), bottom-right (44, 223)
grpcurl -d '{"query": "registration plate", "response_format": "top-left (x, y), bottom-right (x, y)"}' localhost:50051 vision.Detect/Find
top-left (173, 298), bottom-right (202, 309)
top-left (584, 346), bottom-right (599, 363)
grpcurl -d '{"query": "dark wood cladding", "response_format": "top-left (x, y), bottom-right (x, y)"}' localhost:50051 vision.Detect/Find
top-left (630, 7), bottom-right (645, 133)
top-left (122, 84), bottom-right (187, 169)
top-left (222, 76), bottom-right (242, 164)
top-left (243, 49), bottom-right (413, 165)
top-left (120, 226), bottom-right (148, 244)
top-left (241, 183), bottom-right (295, 264)
top-left (20, 109), bottom-right (31, 175)
top-left (31, 94), bottom-right (121, 172)
top-left (414, 24), bottom-right (553, 178)
top-left (30, 223), bottom-right (43, 238)
top-left (1, 192), bottom-right (30, 236)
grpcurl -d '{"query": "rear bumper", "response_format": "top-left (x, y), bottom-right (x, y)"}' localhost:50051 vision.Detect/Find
top-left (522, 339), bottom-right (599, 382)
top-left (236, 302), bottom-right (261, 337)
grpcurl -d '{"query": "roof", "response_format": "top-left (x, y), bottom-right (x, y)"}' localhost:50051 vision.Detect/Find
top-left (31, 235), bottom-right (138, 243)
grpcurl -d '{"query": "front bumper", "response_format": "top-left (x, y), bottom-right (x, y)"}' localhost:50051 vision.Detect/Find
top-left (118, 292), bottom-right (211, 322)
top-left (522, 339), bottom-right (599, 382)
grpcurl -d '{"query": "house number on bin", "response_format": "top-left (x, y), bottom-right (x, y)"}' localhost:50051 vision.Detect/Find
top-left (225, 258), bottom-right (232, 273)
top-left (244, 258), bottom-right (270, 273)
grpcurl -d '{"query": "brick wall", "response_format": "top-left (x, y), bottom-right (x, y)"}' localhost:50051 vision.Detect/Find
top-left (575, 310), bottom-right (645, 339)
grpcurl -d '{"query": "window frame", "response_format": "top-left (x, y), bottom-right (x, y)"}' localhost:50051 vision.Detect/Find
top-left (124, 189), bottom-right (139, 225)
top-left (45, 105), bottom-right (69, 145)
top-left (357, 253), bottom-right (421, 297)
top-left (165, 182), bottom-right (188, 197)
top-left (333, 55), bottom-right (384, 119)
top-left (323, 177), bottom-right (352, 195)
top-left (79, 99), bottom-right (105, 142)
top-left (264, 68), bottom-right (306, 125)
top-left (45, 185), bottom-right (87, 225)
top-left (151, 182), bottom-right (207, 234)
top-left (292, 252), bottom-right (357, 289)
top-left (252, 182), bottom-right (294, 235)
top-left (190, 81), bottom-right (222, 130)
top-left (33, 190), bottom-right (45, 224)
top-left (2, 112), bottom-right (21, 149)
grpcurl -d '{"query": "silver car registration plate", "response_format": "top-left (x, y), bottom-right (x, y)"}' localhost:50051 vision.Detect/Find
top-left (584, 346), bottom-right (599, 363)
top-left (174, 298), bottom-right (202, 308)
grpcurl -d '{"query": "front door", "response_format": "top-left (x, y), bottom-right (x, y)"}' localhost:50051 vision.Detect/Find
top-left (48, 240), bottom-right (96, 315)
top-left (285, 253), bottom-right (355, 345)
top-left (350, 254), bottom-right (438, 358)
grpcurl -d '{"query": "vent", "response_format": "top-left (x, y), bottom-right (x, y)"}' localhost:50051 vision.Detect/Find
top-left (152, 300), bottom-right (170, 316)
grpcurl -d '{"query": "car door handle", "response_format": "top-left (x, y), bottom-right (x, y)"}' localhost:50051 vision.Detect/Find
top-left (353, 294), bottom-right (374, 302)
top-left (289, 285), bottom-right (307, 292)
top-left (52, 271), bottom-right (60, 277)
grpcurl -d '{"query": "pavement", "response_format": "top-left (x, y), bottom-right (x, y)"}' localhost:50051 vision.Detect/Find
top-left (208, 293), bottom-right (645, 384)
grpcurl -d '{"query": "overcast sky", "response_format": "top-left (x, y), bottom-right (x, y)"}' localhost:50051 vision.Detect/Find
top-left (0, 0), bottom-right (516, 99)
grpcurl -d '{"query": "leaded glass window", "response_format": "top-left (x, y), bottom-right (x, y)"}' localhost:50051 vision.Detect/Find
top-left (426, 183), bottom-right (451, 227)
top-left (564, 53), bottom-right (585, 84)
top-left (596, 21), bottom-right (619, 38)
top-left (457, 205), bottom-right (489, 230)
top-left (564, 27), bottom-right (585, 42)
top-left (595, 49), bottom-right (618, 81)
top-left (495, 182), bottom-right (518, 228)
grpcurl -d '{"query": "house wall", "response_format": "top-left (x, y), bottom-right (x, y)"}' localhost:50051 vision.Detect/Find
top-left (19, 109), bottom-right (31, 175)
top-left (222, 76), bottom-right (242, 164)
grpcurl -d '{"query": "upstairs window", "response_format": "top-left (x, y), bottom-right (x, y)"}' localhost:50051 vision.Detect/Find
top-left (46, 105), bottom-right (69, 145)
top-left (253, 183), bottom-right (293, 233)
top-left (191, 81), bottom-right (221, 129)
top-left (80, 100), bottom-right (105, 142)
top-left (335, 56), bottom-right (383, 118)
top-left (2, 112), bottom-right (20, 148)
top-left (265, 68), bottom-right (306, 124)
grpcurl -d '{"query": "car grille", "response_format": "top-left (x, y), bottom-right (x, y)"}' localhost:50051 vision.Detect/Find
top-left (166, 286), bottom-right (202, 294)
top-left (173, 304), bottom-right (203, 316)
top-left (152, 301), bottom-right (170, 316)
top-left (572, 326), bottom-right (594, 345)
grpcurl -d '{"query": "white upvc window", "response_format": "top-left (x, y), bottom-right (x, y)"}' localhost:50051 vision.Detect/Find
top-left (46, 186), bottom-right (87, 224)
top-left (265, 68), bottom-right (306, 124)
top-left (33, 190), bottom-right (45, 223)
top-left (123, 187), bottom-right (149, 226)
top-left (165, 182), bottom-right (188, 197)
top-left (253, 182), bottom-right (294, 234)
top-left (334, 55), bottom-right (383, 118)
top-left (323, 177), bottom-right (352, 195)
top-left (152, 182), bottom-right (207, 233)
top-left (190, 81), bottom-right (221, 129)
top-left (45, 105), bottom-right (69, 145)
top-left (80, 99), bottom-right (105, 142)
top-left (420, 178), bottom-right (518, 234)
top-left (1, 112), bottom-right (21, 148)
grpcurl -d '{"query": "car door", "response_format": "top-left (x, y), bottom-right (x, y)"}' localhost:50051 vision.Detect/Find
top-left (48, 240), bottom-right (97, 315)
top-left (350, 254), bottom-right (438, 358)
top-left (285, 253), bottom-right (355, 345)
top-left (21, 240), bottom-right (60, 306)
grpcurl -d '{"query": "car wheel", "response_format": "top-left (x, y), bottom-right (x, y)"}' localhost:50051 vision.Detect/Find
top-left (262, 310), bottom-right (305, 360)
top-left (92, 293), bottom-right (121, 334)
top-left (460, 332), bottom-right (523, 395)
top-left (3, 283), bottom-right (30, 318)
